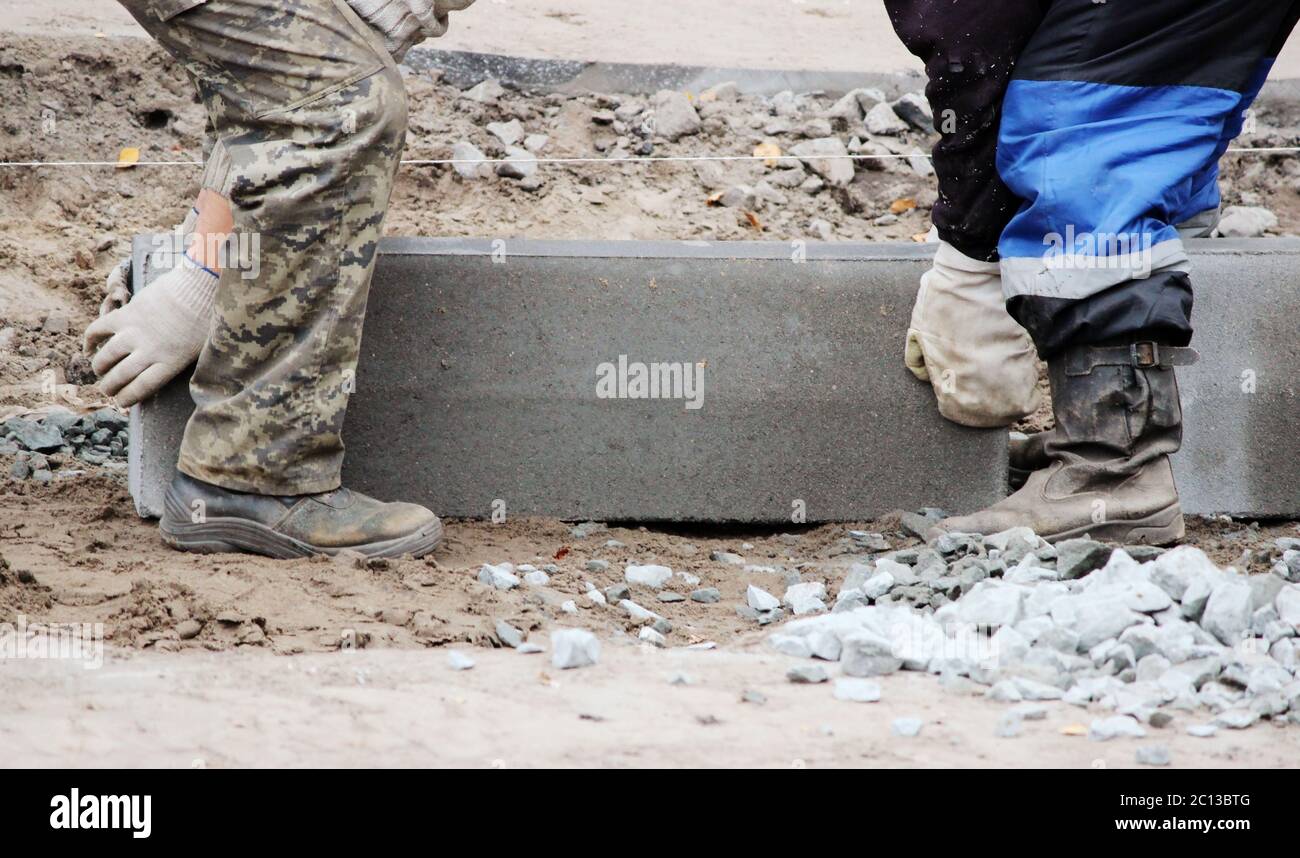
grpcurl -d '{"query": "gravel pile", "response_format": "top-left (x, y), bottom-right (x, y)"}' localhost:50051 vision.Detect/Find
top-left (2, 406), bottom-right (129, 481)
top-left (769, 527), bottom-right (1300, 737)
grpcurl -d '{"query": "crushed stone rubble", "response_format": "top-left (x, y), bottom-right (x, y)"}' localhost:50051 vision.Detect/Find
top-left (2, 406), bottom-right (129, 481)
top-left (763, 527), bottom-right (1300, 738)
top-left (468, 520), bottom-right (1298, 743)
top-left (433, 71), bottom-right (1280, 241)
top-left (429, 74), bottom-right (961, 241)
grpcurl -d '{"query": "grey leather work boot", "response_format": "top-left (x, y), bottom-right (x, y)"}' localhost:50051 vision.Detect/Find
top-left (160, 472), bottom-right (443, 559)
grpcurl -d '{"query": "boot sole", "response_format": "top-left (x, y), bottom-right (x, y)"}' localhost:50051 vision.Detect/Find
top-left (1041, 505), bottom-right (1185, 547)
top-left (159, 493), bottom-right (443, 560)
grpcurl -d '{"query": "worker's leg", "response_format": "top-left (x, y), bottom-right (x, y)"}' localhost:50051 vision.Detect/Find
top-left (998, 0), bottom-right (1300, 354)
top-left (884, 0), bottom-right (1050, 427)
top-left (883, 0), bottom-right (1050, 262)
top-left (115, 0), bottom-right (440, 558)
top-left (120, 0), bottom-right (404, 494)
top-left (936, 0), bottom-right (1300, 543)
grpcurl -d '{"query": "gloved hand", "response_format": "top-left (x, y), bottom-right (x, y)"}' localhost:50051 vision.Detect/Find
top-left (98, 207), bottom-right (200, 318)
top-left (83, 254), bottom-right (218, 408)
top-left (905, 241), bottom-right (1041, 428)
top-left (346, 0), bottom-right (476, 62)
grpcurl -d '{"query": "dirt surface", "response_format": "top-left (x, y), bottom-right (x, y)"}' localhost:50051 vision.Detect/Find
top-left (6, 646), bottom-right (1299, 769)
top-left (2, 474), bottom-right (1298, 769)
top-left (3, 32), bottom-right (1300, 768)
top-left (4, 473), bottom-right (1293, 657)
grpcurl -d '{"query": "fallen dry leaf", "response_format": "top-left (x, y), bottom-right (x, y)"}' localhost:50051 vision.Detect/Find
top-left (753, 141), bottom-right (782, 167)
top-left (115, 147), bottom-right (140, 169)
top-left (890, 197), bottom-right (917, 214)
top-left (1061, 724), bottom-right (1087, 737)
top-left (743, 211), bottom-right (764, 231)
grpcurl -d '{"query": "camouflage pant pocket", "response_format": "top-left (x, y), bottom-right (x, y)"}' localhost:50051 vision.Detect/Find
top-left (140, 0), bottom-right (387, 120)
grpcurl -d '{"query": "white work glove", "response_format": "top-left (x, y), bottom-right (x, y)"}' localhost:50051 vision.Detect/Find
top-left (905, 241), bottom-right (1041, 428)
top-left (99, 207), bottom-right (200, 318)
top-left (346, 0), bottom-right (476, 62)
top-left (83, 254), bottom-right (218, 408)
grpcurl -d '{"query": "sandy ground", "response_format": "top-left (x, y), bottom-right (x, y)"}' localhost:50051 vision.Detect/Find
top-left (4, 21), bottom-right (1300, 768)
top-left (7, 646), bottom-right (1299, 768)
top-left (2, 475), bottom-right (1298, 768)
top-left (12, 0), bottom-right (1300, 78)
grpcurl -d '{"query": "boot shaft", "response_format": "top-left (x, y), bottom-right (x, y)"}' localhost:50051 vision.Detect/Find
top-left (1046, 341), bottom-right (1192, 462)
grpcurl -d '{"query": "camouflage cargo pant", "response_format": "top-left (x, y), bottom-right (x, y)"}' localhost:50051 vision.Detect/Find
top-left (120, 0), bottom-right (407, 494)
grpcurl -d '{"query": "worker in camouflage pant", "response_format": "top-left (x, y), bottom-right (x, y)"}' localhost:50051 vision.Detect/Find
top-left (85, 0), bottom-right (475, 559)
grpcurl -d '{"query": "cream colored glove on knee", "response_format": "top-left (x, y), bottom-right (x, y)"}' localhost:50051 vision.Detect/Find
top-left (83, 254), bottom-right (218, 408)
top-left (346, 0), bottom-right (476, 62)
top-left (904, 241), bottom-right (1041, 428)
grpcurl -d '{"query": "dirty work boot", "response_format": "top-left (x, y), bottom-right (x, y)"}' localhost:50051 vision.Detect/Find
top-left (931, 341), bottom-right (1197, 545)
top-left (159, 472), bottom-right (442, 559)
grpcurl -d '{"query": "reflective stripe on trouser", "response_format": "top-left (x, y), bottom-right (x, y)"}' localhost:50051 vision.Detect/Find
top-left (996, 0), bottom-right (1300, 358)
top-left (882, 0), bottom-right (1050, 262)
top-left (118, 0), bottom-right (408, 494)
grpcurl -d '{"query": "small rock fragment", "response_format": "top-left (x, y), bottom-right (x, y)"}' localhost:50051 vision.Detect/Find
top-left (495, 620), bottom-right (524, 649)
top-left (891, 717), bottom-right (923, 737)
top-left (651, 89), bottom-right (701, 141)
top-left (463, 78), bottom-right (505, 102)
top-left (638, 627), bottom-right (667, 647)
top-left (477, 563), bottom-right (520, 590)
top-left (486, 118), bottom-right (525, 146)
top-left (447, 650), bottom-right (476, 671)
top-left (625, 564), bottom-right (673, 589)
top-left (451, 141), bottom-right (489, 179)
top-left (865, 101), bottom-right (908, 135)
top-left (746, 585), bottom-right (781, 612)
top-left (833, 678), bottom-right (881, 703)
top-left (787, 664), bottom-right (829, 684)
top-left (1089, 716), bottom-right (1148, 741)
top-left (1135, 745), bottom-right (1171, 767)
top-left (551, 629), bottom-right (600, 669)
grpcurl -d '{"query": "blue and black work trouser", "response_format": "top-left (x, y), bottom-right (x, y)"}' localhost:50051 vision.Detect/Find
top-left (886, 0), bottom-right (1300, 358)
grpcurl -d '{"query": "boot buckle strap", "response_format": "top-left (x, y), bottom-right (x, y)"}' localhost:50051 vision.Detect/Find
top-left (1066, 343), bottom-right (1200, 375)
top-left (1131, 342), bottom-right (1160, 368)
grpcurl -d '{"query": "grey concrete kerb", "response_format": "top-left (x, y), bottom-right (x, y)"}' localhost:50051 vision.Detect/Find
top-left (129, 237), bottom-right (1300, 522)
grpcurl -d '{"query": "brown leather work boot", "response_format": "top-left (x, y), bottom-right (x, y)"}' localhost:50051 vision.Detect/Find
top-left (932, 341), bottom-right (1197, 545)
top-left (159, 472), bottom-right (443, 559)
